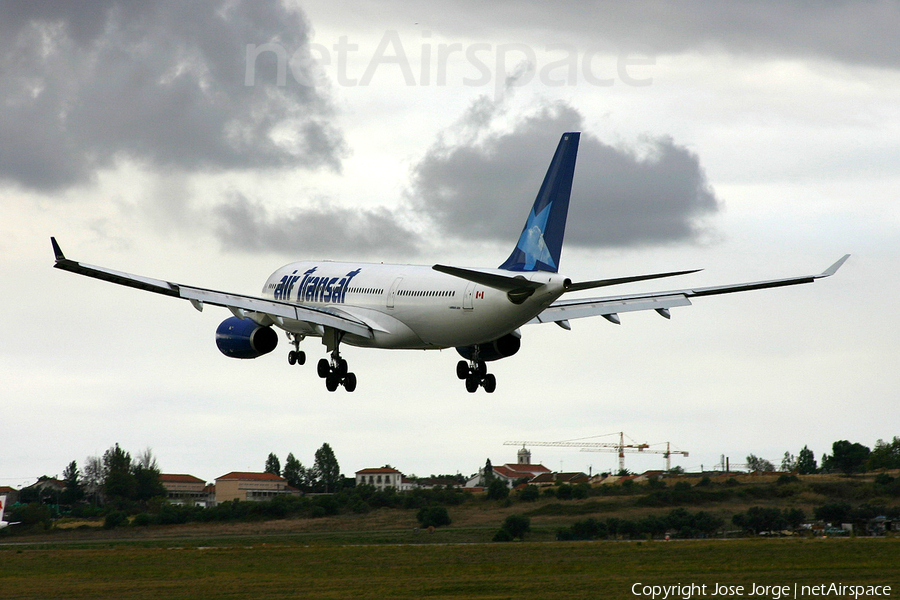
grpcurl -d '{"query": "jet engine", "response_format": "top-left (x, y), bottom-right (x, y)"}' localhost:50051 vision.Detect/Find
top-left (455, 330), bottom-right (521, 362)
top-left (215, 316), bottom-right (278, 359)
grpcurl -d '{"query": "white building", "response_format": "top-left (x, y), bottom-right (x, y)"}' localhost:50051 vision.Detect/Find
top-left (355, 467), bottom-right (404, 491)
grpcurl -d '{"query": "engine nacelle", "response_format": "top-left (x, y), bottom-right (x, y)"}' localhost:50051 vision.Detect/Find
top-left (456, 330), bottom-right (521, 362)
top-left (215, 316), bottom-right (278, 359)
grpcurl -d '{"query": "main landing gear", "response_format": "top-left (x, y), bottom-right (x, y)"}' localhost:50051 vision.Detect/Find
top-left (457, 359), bottom-right (496, 393)
top-left (286, 333), bottom-right (306, 366)
top-left (289, 329), bottom-right (357, 392)
top-left (317, 329), bottom-right (357, 392)
top-left (318, 353), bottom-right (357, 392)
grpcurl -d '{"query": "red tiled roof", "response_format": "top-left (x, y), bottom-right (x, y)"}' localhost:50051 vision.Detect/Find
top-left (503, 463), bottom-right (551, 474)
top-left (160, 474), bottom-right (205, 484)
top-left (355, 467), bottom-right (401, 475)
top-left (216, 471), bottom-right (286, 482)
top-left (492, 465), bottom-right (533, 479)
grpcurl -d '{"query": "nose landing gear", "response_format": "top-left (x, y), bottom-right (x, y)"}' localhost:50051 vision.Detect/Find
top-left (456, 359), bottom-right (496, 393)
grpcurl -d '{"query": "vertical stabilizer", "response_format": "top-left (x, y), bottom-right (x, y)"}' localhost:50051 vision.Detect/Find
top-left (0, 494), bottom-right (6, 524)
top-left (499, 132), bottom-right (580, 272)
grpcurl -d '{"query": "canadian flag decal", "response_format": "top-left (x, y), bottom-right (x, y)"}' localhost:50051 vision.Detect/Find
top-left (476, 291), bottom-right (484, 299)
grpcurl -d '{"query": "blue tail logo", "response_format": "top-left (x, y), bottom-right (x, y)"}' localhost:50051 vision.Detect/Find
top-left (499, 132), bottom-right (579, 273)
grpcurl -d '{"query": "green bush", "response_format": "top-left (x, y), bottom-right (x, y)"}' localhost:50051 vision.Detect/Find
top-left (9, 503), bottom-right (52, 528)
top-left (486, 479), bottom-right (509, 501)
top-left (103, 510), bottom-right (129, 530)
top-left (496, 515), bottom-right (530, 540)
top-left (517, 485), bottom-right (540, 502)
top-left (416, 506), bottom-right (451, 528)
top-left (557, 517), bottom-right (607, 541)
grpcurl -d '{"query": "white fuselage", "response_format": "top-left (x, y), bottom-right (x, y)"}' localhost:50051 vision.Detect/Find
top-left (261, 262), bottom-right (569, 350)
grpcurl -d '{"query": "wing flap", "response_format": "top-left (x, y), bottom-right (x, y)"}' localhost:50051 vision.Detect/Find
top-left (531, 295), bottom-right (692, 324)
top-left (179, 287), bottom-right (373, 339)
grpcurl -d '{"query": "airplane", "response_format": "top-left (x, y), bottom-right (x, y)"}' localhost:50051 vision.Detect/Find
top-left (51, 132), bottom-right (849, 393)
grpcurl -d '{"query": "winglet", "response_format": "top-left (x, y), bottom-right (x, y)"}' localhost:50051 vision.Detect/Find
top-left (51, 237), bottom-right (65, 262)
top-left (818, 254), bottom-right (850, 278)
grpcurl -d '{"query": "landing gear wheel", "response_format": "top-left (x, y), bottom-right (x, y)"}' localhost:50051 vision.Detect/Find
top-left (456, 360), bottom-right (469, 380)
top-left (335, 358), bottom-right (348, 378)
top-left (344, 372), bottom-right (357, 392)
top-left (317, 358), bottom-right (330, 379)
top-left (474, 360), bottom-right (487, 378)
top-left (296, 350), bottom-right (306, 365)
top-left (325, 372), bottom-right (340, 392)
top-left (482, 373), bottom-right (496, 393)
top-left (288, 350), bottom-right (297, 365)
top-left (465, 375), bottom-right (479, 393)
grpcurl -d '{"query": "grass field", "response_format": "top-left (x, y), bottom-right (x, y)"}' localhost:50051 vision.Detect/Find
top-left (2, 536), bottom-right (899, 599)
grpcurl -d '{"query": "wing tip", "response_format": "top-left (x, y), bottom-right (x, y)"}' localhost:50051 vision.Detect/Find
top-left (819, 254), bottom-right (850, 278)
top-left (50, 237), bottom-right (65, 262)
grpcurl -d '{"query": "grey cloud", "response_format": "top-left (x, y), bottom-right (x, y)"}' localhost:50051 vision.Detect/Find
top-left (332, 1), bottom-right (900, 70)
top-left (0, 1), bottom-right (343, 191)
top-left (409, 100), bottom-right (720, 248)
top-left (213, 193), bottom-right (421, 258)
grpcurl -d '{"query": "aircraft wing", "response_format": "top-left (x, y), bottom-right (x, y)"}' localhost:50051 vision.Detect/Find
top-left (530, 255), bottom-right (850, 326)
top-left (50, 238), bottom-right (373, 339)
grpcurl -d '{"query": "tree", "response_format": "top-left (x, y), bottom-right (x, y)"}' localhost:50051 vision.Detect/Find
top-left (282, 453), bottom-right (303, 489)
top-left (494, 515), bottom-right (530, 541)
top-left (780, 452), bottom-right (797, 472)
top-left (313, 443), bottom-right (340, 493)
top-left (486, 479), bottom-right (509, 501)
top-left (732, 507), bottom-right (786, 534)
top-left (103, 444), bottom-right (136, 503)
top-left (746, 454), bottom-right (775, 472)
top-left (132, 448), bottom-right (165, 502)
top-left (814, 502), bottom-right (851, 524)
top-left (868, 437), bottom-right (900, 470)
top-left (60, 461), bottom-right (84, 505)
top-left (265, 453), bottom-right (281, 476)
top-left (821, 440), bottom-right (870, 475)
top-left (797, 445), bottom-right (817, 475)
top-left (82, 455), bottom-right (105, 505)
top-left (416, 506), bottom-right (451, 528)
top-left (517, 485), bottom-right (540, 502)
top-left (483, 459), bottom-right (494, 484)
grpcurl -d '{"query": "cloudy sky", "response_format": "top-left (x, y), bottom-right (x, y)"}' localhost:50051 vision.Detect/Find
top-left (3, 1), bottom-right (898, 487)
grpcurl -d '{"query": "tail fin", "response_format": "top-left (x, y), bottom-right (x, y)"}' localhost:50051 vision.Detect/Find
top-left (499, 132), bottom-right (580, 272)
top-left (0, 494), bottom-right (6, 522)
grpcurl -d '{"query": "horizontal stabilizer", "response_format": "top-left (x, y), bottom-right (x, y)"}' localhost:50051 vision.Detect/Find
top-left (433, 264), bottom-right (545, 304)
top-left (433, 265), bottom-right (544, 292)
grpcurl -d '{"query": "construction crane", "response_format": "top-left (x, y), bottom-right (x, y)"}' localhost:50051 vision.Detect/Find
top-left (504, 432), bottom-right (650, 473)
top-left (504, 433), bottom-right (688, 473)
top-left (582, 441), bottom-right (689, 472)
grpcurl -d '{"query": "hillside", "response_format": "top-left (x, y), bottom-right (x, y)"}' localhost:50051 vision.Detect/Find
top-left (4, 471), bottom-right (899, 545)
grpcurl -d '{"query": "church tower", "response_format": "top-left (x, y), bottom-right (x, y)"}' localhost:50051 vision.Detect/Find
top-left (517, 446), bottom-right (532, 465)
